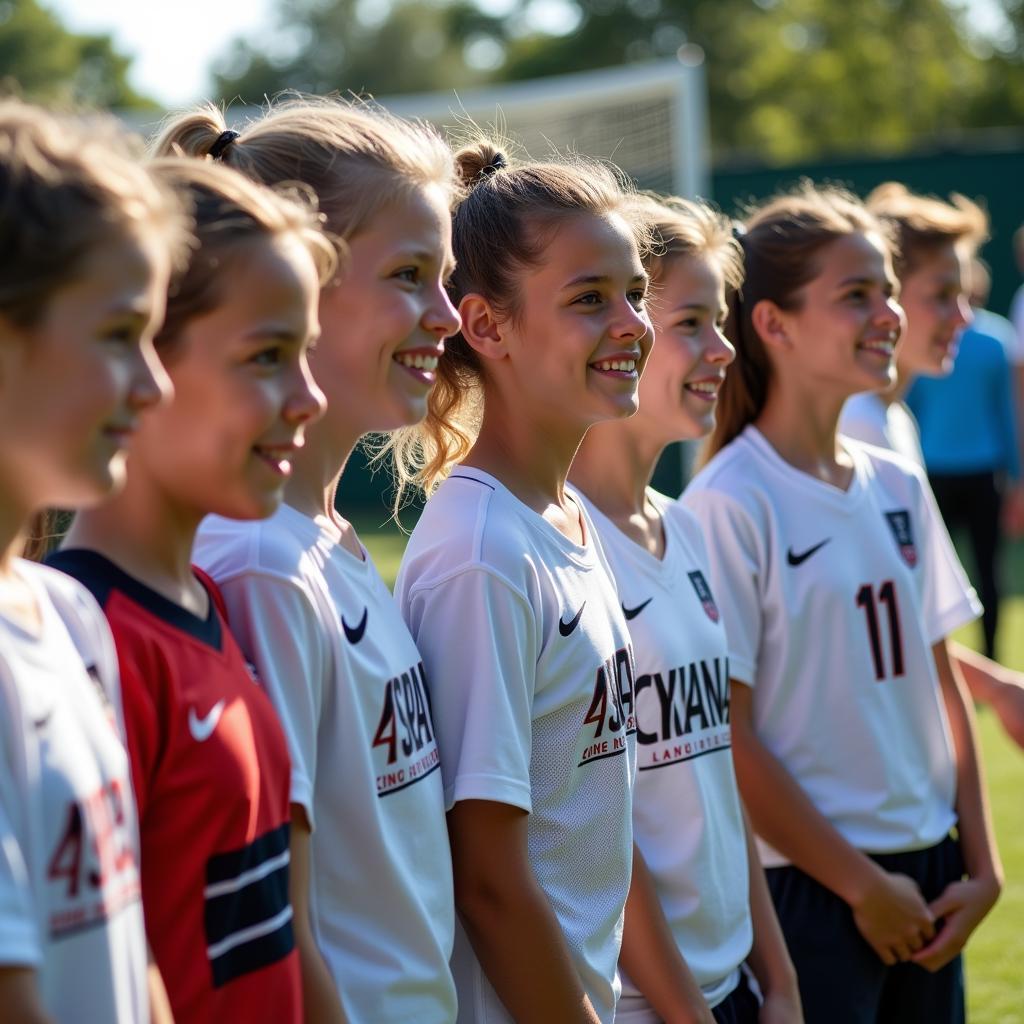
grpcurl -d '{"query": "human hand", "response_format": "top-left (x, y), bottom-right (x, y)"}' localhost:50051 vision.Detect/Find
top-left (910, 876), bottom-right (1001, 972)
top-left (758, 985), bottom-right (803, 1023)
top-left (1001, 484), bottom-right (1024, 539)
top-left (850, 869), bottom-right (934, 965)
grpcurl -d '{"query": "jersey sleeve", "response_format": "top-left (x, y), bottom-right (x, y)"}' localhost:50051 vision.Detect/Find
top-left (214, 572), bottom-right (330, 829)
top-left (0, 677), bottom-right (41, 969)
top-left (400, 567), bottom-right (539, 813)
top-left (914, 474), bottom-right (983, 644)
top-left (680, 489), bottom-right (764, 687)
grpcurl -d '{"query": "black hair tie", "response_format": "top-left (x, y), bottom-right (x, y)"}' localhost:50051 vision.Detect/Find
top-left (208, 129), bottom-right (240, 161)
top-left (731, 221), bottom-right (747, 243)
top-left (480, 153), bottom-right (507, 177)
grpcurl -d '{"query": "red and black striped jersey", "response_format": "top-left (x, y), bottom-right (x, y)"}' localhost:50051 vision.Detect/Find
top-left (49, 549), bottom-right (301, 1024)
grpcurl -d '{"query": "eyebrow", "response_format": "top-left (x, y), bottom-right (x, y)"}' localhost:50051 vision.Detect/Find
top-left (561, 271), bottom-right (649, 290)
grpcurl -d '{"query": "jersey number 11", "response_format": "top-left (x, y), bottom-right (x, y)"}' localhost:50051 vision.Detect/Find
top-left (855, 581), bottom-right (905, 682)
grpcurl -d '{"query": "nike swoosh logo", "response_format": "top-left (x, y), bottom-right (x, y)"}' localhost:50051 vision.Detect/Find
top-left (558, 601), bottom-right (586, 637)
top-left (622, 598), bottom-right (652, 621)
top-left (787, 539), bottom-right (831, 566)
top-left (188, 700), bottom-right (226, 742)
top-left (342, 607), bottom-right (368, 644)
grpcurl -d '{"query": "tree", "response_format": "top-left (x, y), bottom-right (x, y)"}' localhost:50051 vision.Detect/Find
top-left (0, 0), bottom-right (152, 108)
top-left (211, 0), bottom-right (1024, 162)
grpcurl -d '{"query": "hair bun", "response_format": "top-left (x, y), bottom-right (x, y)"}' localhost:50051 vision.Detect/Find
top-left (454, 140), bottom-right (508, 187)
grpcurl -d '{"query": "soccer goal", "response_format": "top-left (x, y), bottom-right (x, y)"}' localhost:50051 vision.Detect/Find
top-left (380, 55), bottom-right (709, 199)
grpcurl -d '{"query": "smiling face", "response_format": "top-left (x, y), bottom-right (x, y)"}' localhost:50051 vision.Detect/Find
top-left (0, 227), bottom-right (172, 514)
top-left (768, 230), bottom-right (905, 399)
top-left (128, 232), bottom-right (325, 522)
top-left (312, 184), bottom-right (461, 437)
top-left (894, 242), bottom-right (972, 378)
top-left (493, 211), bottom-right (652, 431)
top-left (636, 252), bottom-right (735, 444)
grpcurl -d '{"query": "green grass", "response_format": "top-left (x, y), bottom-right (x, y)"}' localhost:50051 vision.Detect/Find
top-left (361, 521), bottom-right (1024, 1020)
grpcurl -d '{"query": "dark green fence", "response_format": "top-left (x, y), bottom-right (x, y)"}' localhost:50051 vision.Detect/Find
top-left (342, 136), bottom-right (1024, 513)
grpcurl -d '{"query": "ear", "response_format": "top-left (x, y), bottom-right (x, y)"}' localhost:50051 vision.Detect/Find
top-left (750, 298), bottom-right (792, 353)
top-left (458, 293), bottom-right (508, 363)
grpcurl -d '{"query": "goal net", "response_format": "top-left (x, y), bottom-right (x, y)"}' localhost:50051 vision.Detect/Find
top-left (381, 56), bottom-right (709, 198)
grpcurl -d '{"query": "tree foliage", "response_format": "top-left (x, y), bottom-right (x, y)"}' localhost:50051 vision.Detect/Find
top-left (0, 0), bottom-right (152, 108)
top-left (212, 0), bottom-right (1024, 162)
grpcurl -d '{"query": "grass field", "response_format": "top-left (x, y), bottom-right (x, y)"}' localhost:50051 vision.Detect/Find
top-left (361, 521), bottom-right (1024, 1021)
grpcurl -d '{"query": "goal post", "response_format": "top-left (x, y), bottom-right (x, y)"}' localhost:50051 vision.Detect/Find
top-left (380, 55), bottom-right (709, 199)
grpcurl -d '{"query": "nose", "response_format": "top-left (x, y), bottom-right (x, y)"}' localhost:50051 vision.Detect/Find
top-left (284, 353), bottom-right (327, 427)
top-left (424, 281), bottom-right (462, 340)
top-left (610, 297), bottom-right (650, 345)
top-left (128, 338), bottom-right (173, 413)
top-left (705, 323), bottom-right (736, 367)
top-left (879, 294), bottom-right (905, 337)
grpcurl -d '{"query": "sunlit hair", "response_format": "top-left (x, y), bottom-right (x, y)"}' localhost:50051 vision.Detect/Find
top-left (147, 157), bottom-right (337, 354)
top-left (0, 99), bottom-right (189, 328)
top-left (866, 182), bottom-right (988, 279)
top-left (705, 183), bottom-right (892, 462)
top-left (152, 96), bottom-right (459, 247)
top-left (1, 100), bottom-right (191, 562)
top-left (632, 192), bottom-right (744, 291)
top-left (375, 138), bottom-right (652, 515)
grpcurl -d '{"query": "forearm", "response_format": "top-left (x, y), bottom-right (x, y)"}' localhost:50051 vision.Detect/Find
top-left (741, 815), bottom-right (798, 1003)
top-left (935, 642), bottom-right (1003, 885)
top-left (147, 950), bottom-right (174, 1024)
top-left (950, 641), bottom-right (1007, 706)
top-left (455, 864), bottom-right (598, 1023)
top-left (619, 845), bottom-right (712, 1024)
top-left (731, 698), bottom-right (880, 906)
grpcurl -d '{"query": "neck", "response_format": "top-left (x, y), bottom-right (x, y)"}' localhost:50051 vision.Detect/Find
top-left (570, 418), bottom-right (663, 518)
top-left (0, 483), bottom-right (32, 572)
top-left (756, 377), bottom-right (850, 480)
top-left (885, 364), bottom-right (914, 405)
top-left (464, 391), bottom-right (584, 510)
top-left (64, 471), bottom-right (203, 600)
top-left (283, 415), bottom-right (359, 522)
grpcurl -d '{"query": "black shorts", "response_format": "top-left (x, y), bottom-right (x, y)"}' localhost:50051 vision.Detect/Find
top-left (712, 970), bottom-right (760, 1024)
top-left (765, 834), bottom-right (965, 1024)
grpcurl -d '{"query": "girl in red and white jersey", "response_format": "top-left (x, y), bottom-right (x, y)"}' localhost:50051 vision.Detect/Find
top-left (391, 142), bottom-right (719, 1023)
top-left (50, 159), bottom-right (333, 1024)
top-left (160, 100), bottom-right (465, 1023)
top-left (0, 101), bottom-right (186, 1023)
top-left (681, 185), bottom-right (1001, 1024)
top-left (570, 195), bottom-right (801, 1024)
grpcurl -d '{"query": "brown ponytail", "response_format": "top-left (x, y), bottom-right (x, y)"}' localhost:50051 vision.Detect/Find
top-left (703, 184), bottom-right (890, 463)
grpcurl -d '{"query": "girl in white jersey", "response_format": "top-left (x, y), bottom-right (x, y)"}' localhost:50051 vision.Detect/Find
top-left (570, 195), bottom-right (801, 1024)
top-left (390, 142), bottom-right (714, 1024)
top-left (682, 186), bottom-right (1001, 1024)
top-left (840, 184), bottom-right (1024, 752)
top-left (0, 101), bottom-right (186, 1023)
top-left (160, 100), bottom-right (463, 1023)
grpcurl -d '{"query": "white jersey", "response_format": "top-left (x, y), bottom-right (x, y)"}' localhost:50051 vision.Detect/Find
top-left (0, 560), bottom-right (147, 1022)
top-left (683, 426), bottom-right (981, 865)
top-left (195, 505), bottom-right (456, 1024)
top-left (841, 392), bottom-right (924, 467)
top-left (577, 490), bottom-right (751, 1012)
top-left (395, 467), bottom-right (637, 1024)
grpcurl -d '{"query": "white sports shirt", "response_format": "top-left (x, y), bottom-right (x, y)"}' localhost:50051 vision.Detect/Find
top-left (841, 392), bottom-right (925, 467)
top-left (195, 504), bottom-right (456, 1024)
top-left (0, 560), bottom-right (147, 1022)
top-left (683, 426), bottom-right (981, 865)
top-left (395, 467), bottom-right (638, 1024)
top-left (578, 490), bottom-right (752, 1013)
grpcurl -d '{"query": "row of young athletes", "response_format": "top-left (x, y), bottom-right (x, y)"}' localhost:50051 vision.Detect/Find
top-left (0, 93), bottom-right (1015, 1024)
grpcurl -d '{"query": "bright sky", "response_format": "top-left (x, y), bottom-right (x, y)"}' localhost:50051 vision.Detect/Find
top-left (48, 0), bottom-right (1010, 109)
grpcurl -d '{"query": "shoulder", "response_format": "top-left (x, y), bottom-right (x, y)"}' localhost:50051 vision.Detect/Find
top-left (23, 558), bottom-right (111, 652)
top-left (401, 471), bottom-right (538, 594)
top-left (195, 510), bottom-right (317, 585)
top-left (848, 437), bottom-right (929, 504)
top-left (839, 392), bottom-right (889, 446)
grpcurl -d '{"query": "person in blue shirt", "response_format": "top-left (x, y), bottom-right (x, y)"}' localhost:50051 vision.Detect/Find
top-left (907, 258), bottom-right (1022, 658)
